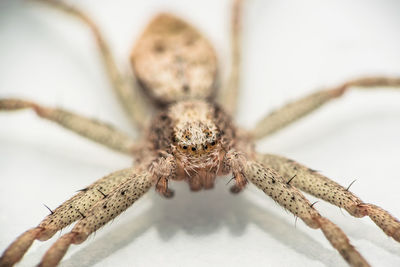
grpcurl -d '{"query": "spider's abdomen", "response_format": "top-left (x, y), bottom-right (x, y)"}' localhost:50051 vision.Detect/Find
top-left (130, 13), bottom-right (218, 106)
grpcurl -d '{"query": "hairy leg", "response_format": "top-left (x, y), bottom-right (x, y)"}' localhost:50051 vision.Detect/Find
top-left (149, 154), bottom-right (177, 198)
top-left (222, 148), bottom-right (248, 193)
top-left (257, 153), bottom-right (400, 242)
top-left (0, 168), bottom-right (141, 267)
top-left (244, 160), bottom-right (370, 267)
top-left (252, 76), bottom-right (400, 140)
top-left (0, 99), bottom-right (137, 154)
top-left (35, 0), bottom-right (150, 129)
top-left (217, 0), bottom-right (243, 115)
top-left (36, 170), bottom-right (152, 267)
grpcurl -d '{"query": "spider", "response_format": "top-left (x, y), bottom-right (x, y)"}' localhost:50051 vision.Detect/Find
top-left (1, 0), bottom-right (400, 266)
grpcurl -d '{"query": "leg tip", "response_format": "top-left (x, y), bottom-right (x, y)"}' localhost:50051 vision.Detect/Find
top-left (163, 189), bottom-right (175, 198)
top-left (229, 185), bottom-right (243, 194)
top-left (393, 228), bottom-right (400, 242)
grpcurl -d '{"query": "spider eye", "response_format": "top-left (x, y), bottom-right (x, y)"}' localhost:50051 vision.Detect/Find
top-left (154, 41), bottom-right (165, 53)
top-left (191, 147), bottom-right (196, 151)
top-left (210, 141), bottom-right (216, 146)
top-left (182, 145), bottom-right (188, 150)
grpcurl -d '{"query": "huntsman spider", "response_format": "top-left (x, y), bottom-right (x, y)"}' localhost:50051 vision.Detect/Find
top-left (1, 0), bottom-right (400, 266)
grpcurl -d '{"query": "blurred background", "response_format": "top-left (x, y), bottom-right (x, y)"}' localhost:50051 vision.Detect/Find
top-left (1, 0), bottom-right (400, 266)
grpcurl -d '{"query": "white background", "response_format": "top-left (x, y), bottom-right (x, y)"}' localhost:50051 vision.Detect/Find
top-left (1, 0), bottom-right (400, 266)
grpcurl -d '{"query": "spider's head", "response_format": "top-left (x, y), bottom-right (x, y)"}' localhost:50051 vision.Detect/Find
top-left (166, 100), bottom-right (231, 170)
top-left (173, 121), bottom-right (220, 157)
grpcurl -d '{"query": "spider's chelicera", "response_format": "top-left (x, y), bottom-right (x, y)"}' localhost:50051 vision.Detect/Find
top-left (1, 0), bottom-right (400, 266)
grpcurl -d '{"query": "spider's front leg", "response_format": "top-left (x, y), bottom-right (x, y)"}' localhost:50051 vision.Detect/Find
top-left (244, 160), bottom-right (370, 267)
top-left (222, 149), bottom-right (248, 193)
top-left (149, 153), bottom-right (178, 198)
top-left (0, 168), bottom-right (151, 267)
top-left (258, 153), bottom-right (400, 242)
top-left (36, 170), bottom-right (153, 267)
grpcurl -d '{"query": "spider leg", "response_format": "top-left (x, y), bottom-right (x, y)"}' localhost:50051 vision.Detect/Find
top-left (244, 160), bottom-right (371, 267)
top-left (0, 167), bottom-right (145, 267)
top-left (257, 153), bottom-right (400, 242)
top-left (217, 0), bottom-right (243, 115)
top-left (35, 170), bottom-right (152, 267)
top-left (0, 98), bottom-right (137, 154)
top-left (252, 76), bottom-right (400, 140)
top-left (34, 0), bottom-right (150, 130)
top-left (222, 149), bottom-right (248, 193)
top-left (150, 154), bottom-right (177, 198)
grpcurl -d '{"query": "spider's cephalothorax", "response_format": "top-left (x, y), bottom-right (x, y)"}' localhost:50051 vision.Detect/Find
top-left (1, 1), bottom-right (400, 266)
top-left (148, 100), bottom-right (239, 194)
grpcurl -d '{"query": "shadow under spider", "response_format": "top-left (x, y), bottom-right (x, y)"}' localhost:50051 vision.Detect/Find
top-left (14, 176), bottom-right (400, 267)
top-left (56, 181), bottom-right (345, 267)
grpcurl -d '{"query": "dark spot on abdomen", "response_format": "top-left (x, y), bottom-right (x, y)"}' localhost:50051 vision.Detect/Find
top-left (182, 84), bottom-right (190, 93)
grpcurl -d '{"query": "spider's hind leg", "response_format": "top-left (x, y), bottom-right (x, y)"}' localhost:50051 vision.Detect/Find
top-left (217, 0), bottom-right (243, 115)
top-left (34, 0), bottom-right (150, 129)
top-left (0, 98), bottom-right (137, 155)
top-left (252, 76), bottom-right (400, 139)
top-left (258, 153), bottom-right (400, 242)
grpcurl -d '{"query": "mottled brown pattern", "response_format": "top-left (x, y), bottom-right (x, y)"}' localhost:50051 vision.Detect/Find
top-left (131, 13), bottom-right (218, 106)
top-left (145, 100), bottom-right (240, 193)
top-left (1, 0), bottom-right (400, 267)
top-left (212, 102), bottom-right (236, 147)
top-left (245, 161), bottom-right (370, 267)
top-left (0, 168), bottom-right (140, 267)
top-left (146, 101), bottom-right (234, 156)
top-left (38, 171), bottom-right (153, 267)
top-left (0, 99), bottom-right (136, 154)
top-left (37, 168), bottom-right (138, 240)
top-left (252, 76), bottom-right (400, 139)
top-left (148, 111), bottom-right (174, 152)
top-left (257, 154), bottom-right (400, 242)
